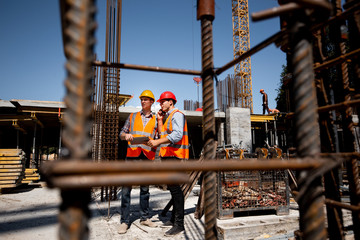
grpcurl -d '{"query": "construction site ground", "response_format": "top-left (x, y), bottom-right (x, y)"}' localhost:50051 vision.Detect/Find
top-left (0, 183), bottom-right (355, 240)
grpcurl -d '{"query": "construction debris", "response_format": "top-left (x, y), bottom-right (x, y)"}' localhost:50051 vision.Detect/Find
top-left (219, 170), bottom-right (289, 218)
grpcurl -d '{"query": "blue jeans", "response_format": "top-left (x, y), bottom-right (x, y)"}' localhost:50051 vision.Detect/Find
top-left (120, 153), bottom-right (151, 224)
top-left (120, 185), bottom-right (150, 224)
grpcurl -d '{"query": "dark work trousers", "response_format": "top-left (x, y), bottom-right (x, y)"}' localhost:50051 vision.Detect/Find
top-left (262, 104), bottom-right (270, 114)
top-left (168, 184), bottom-right (185, 228)
top-left (162, 157), bottom-right (185, 228)
top-left (120, 152), bottom-right (151, 224)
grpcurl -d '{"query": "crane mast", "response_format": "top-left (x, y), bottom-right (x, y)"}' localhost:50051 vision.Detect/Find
top-left (232, 0), bottom-right (253, 113)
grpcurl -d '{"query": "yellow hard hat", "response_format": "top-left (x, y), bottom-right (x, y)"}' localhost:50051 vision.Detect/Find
top-left (139, 90), bottom-right (155, 101)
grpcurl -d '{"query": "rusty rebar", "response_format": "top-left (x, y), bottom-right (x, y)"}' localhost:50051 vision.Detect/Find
top-left (290, 9), bottom-right (327, 239)
top-left (215, 30), bottom-right (286, 76)
top-left (60, 0), bottom-right (96, 239)
top-left (292, 35), bottom-right (321, 157)
top-left (252, 0), bottom-right (332, 22)
top-left (293, 191), bottom-right (360, 212)
top-left (317, 98), bottom-right (360, 112)
top-left (41, 158), bottom-right (329, 176)
top-left (332, 0), bottom-right (360, 237)
top-left (92, 60), bottom-right (201, 76)
top-left (50, 172), bottom-right (190, 189)
top-left (216, 2), bottom-right (359, 77)
top-left (341, 1), bottom-right (360, 232)
top-left (198, 1), bottom-right (217, 239)
top-left (40, 155), bottom-right (350, 198)
top-left (313, 48), bottom-right (360, 72)
top-left (52, 1), bottom-right (360, 239)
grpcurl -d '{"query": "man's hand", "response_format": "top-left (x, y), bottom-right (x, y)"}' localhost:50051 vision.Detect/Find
top-left (124, 133), bottom-right (134, 141)
top-left (147, 139), bottom-right (158, 148)
top-left (157, 110), bottom-right (165, 121)
top-left (147, 137), bottom-right (171, 148)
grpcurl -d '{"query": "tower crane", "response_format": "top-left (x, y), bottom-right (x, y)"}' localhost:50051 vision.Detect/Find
top-left (232, 0), bottom-right (253, 113)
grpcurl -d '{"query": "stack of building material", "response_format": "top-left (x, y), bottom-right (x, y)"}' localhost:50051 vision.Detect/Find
top-left (0, 149), bottom-right (26, 189)
top-left (22, 168), bottom-right (41, 183)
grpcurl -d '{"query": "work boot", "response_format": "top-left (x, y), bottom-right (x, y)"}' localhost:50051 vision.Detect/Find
top-left (140, 219), bottom-right (157, 228)
top-left (160, 220), bottom-right (173, 228)
top-left (164, 226), bottom-right (185, 236)
top-left (118, 223), bottom-right (128, 234)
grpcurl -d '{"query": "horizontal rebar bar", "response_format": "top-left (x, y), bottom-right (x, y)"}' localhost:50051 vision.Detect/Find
top-left (251, 0), bottom-right (332, 22)
top-left (318, 99), bottom-right (360, 113)
top-left (92, 60), bottom-right (201, 75)
top-left (49, 172), bottom-right (190, 189)
top-left (325, 199), bottom-right (360, 212)
top-left (314, 48), bottom-right (360, 72)
top-left (89, 3), bottom-right (360, 82)
top-left (42, 158), bottom-right (328, 176)
top-left (215, 30), bottom-right (286, 75)
top-left (287, 99), bottom-right (360, 117)
top-left (216, 2), bottom-right (360, 76)
top-left (293, 191), bottom-right (360, 212)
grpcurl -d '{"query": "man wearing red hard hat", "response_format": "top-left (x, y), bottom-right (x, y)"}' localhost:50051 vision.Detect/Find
top-left (147, 91), bottom-right (189, 236)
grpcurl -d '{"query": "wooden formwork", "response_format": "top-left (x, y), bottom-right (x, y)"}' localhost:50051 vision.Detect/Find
top-left (0, 149), bottom-right (26, 189)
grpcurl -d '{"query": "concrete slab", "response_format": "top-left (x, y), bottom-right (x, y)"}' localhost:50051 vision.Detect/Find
top-left (217, 208), bottom-right (299, 240)
top-left (10, 99), bottom-right (65, 108)
top-left (0, 100), bottom-right (15, 108)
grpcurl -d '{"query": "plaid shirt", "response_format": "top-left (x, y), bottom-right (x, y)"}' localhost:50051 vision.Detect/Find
top-left (120, 110), bottom-right (157, 136)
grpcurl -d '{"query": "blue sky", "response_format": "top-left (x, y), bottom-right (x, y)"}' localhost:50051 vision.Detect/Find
top-left (0, 0), bottom-right (285, 114)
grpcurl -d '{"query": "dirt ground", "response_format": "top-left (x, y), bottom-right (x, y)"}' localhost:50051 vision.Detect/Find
top-left (1, 183), bottom-right (355, 240)
top-left (0, 183), bottom-right (204, 240)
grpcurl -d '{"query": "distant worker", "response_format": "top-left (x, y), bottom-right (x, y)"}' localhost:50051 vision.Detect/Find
top-left (118, 90), bottom-right (158, 234)
top-left (260, 89), bottom-right (270, 114)
top-left (147, 91), bottom-right (189, 237)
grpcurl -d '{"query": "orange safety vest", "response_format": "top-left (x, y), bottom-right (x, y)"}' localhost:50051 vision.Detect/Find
top-left (159, 109), bottom-right (189, 159)
top-left (127, 112), bottom-right (157, 160)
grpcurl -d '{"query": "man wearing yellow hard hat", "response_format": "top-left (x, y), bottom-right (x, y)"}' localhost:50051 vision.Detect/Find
top-left (118, 90), bottom-right (158, 234)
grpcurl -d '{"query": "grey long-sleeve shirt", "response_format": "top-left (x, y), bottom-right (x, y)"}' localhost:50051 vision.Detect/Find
top-left (166, 108), bottom-right (185, 144)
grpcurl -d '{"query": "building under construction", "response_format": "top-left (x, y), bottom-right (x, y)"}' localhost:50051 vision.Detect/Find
top-left (0, 0), bottom-right (360, 240)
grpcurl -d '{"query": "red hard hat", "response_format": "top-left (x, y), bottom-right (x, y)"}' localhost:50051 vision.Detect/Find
top-left (157, 91), bottom-right (177, 104)
top-left (260, 89), bottom-right (264, 93)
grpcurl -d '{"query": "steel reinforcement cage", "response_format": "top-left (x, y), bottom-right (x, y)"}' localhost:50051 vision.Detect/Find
top-left (41, 1), bottom-right (360, 240)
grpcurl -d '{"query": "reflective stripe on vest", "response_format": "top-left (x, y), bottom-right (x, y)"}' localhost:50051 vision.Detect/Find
top-left (127, 112), bottom-right (156, 160)
top-left (160, 109), bottom-right (189, 159)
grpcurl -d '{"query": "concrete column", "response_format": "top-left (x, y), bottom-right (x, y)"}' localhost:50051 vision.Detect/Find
top-left (217, 122), bottom-right (225, 146)
top-left (226, 107), bottom-right (252, 152)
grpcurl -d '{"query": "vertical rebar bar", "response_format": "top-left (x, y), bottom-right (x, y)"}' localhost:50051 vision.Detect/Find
top-left (290, 16), bottom-right (327, 240)
top-left (344, 0), bottom-right (360, 235)
top-left (60, 0), bottom-right (96, 238)
top-left (198, 0), bottom-right (217, 239)
top-left (334, 0), bottom-right (360, 237)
